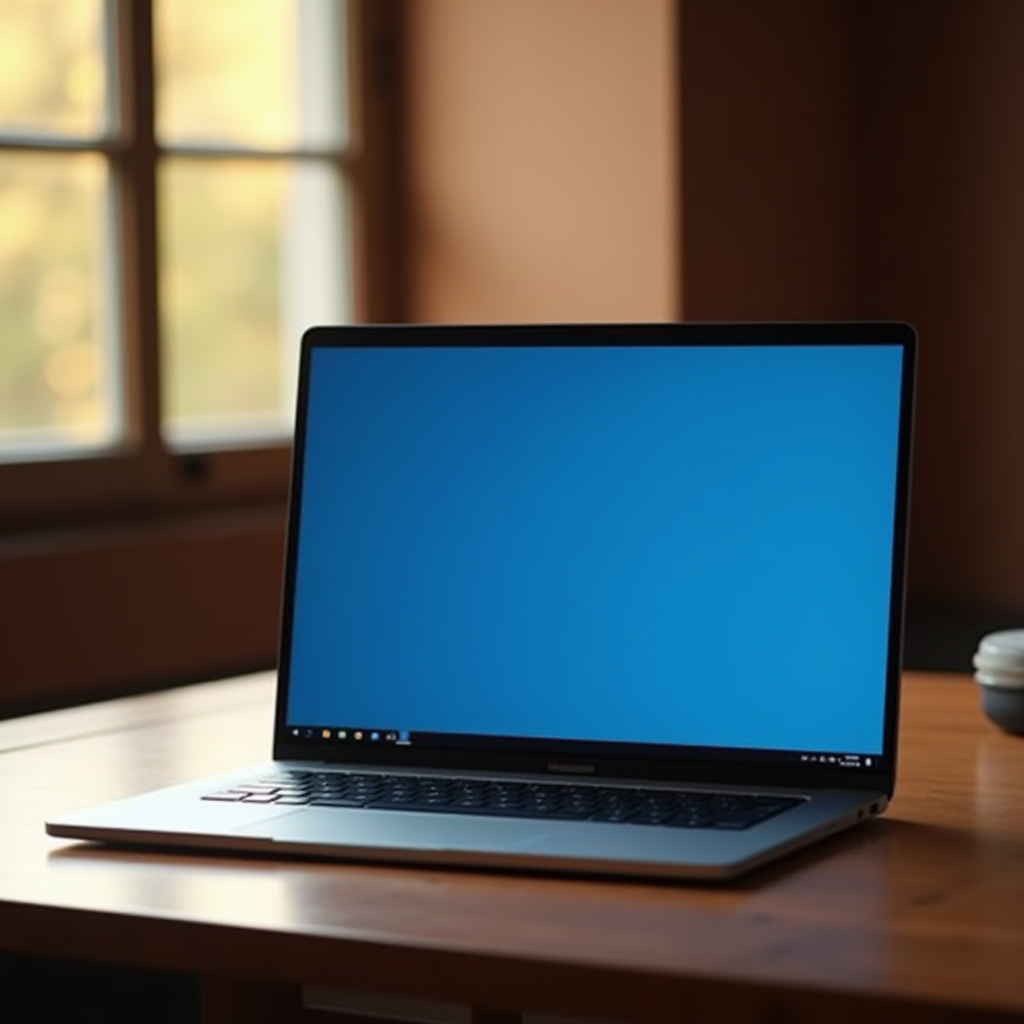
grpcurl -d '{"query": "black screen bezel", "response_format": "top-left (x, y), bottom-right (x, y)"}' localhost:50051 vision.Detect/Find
top-left (271, 321), bottom-right (916, 799)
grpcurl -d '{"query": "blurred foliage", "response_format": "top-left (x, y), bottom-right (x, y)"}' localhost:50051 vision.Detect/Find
top-left (0, 152), bottom-right (110, 444)
top-left (0, 1), bottom-right (110, 447)
top-left (160, 159), bottom-right (282, 427)
top-left (156, 0), bottom-right (295, 148)
top-left (0, 0), bottom-right (105, 136)
top-left (0, 0), bottom-right (345, 453)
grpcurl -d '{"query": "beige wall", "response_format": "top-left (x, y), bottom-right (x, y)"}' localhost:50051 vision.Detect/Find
top-left (401, 0), bottom-right (679, 323)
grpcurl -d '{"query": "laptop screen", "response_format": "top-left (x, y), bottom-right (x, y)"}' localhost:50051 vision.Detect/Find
top-left (278, 324), bottom-right (913, 780)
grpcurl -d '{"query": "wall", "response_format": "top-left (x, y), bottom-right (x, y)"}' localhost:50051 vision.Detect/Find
top-left (679, 0), bottom-right (862, 321)
top-left (0, 510), bottom-right (284, 715)
top-left (401, 0), bottom-right (1024, 626)
top-left (9, 0), bottom-right (1024, 710)
top-left (681, 0), bottom-right (1024, 616)
top-left (857, 0), bottom-right (1024, 611)
top-left (400, 0), bottom-right (679, 323)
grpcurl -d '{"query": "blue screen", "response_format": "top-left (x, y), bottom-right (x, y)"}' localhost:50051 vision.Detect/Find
top-left (285, 342), bottom-right (904, 756)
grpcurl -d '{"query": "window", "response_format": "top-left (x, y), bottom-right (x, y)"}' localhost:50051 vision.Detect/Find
top-left (0, 0), bottom-right (397, 530)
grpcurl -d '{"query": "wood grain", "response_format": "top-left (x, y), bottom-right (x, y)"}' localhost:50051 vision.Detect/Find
top-left (2, 672), bottom-right (1024, 1024)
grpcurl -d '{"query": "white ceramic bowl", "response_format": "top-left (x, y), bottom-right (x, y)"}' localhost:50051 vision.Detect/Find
top-left (973, 629), bottom-right (1024, 735)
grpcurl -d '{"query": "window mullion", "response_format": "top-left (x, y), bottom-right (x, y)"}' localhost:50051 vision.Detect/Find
top-left (0, 0), bottom-right (396, 531)
top-left (113, 0), bottom-right (165, 490)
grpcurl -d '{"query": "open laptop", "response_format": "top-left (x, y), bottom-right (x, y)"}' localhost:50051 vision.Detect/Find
top-left (47, 321), bottom-right (916, 880)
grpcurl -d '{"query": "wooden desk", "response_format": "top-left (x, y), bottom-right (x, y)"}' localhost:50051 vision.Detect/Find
top-left (2, 671), bottom-right (1024, 1024)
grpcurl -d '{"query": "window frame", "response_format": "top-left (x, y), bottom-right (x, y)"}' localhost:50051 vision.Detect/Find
top-left (0, 0), bottom-right (400, 533)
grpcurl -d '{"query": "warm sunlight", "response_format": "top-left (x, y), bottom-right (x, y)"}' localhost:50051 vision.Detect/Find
top-left (0, 0), bottom-right (350, 456)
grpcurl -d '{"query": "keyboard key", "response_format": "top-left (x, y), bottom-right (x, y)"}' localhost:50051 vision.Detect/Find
top-left (203, 772), bottom-right (801, 830)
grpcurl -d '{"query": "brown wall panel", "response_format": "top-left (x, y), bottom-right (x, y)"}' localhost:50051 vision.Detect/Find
top-left (0, 510), bottom-right (284, 715)
top-left (857, 0), bottom-right (1024, 609)
top-left (679, 0), bottom-right (861, 321)
top-left (679, 0), bottom-right (1024, 613)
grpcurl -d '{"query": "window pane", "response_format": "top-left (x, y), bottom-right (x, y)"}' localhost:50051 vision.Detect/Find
top-left (0, 0), bottom-right (108, 138)
top-left (160, 158), bottom-right (350, 446)
top-left (0, 152), bottom-right (119, 457)
top-left (155, 0), bottom-right (348, 150)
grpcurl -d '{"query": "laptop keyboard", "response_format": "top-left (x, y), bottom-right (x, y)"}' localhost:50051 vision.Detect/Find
top-left (203, 770), bottom-right (801, 830)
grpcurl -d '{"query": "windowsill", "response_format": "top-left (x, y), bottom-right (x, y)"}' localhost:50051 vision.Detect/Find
top-left (0, 502), bottom-right (288, 559)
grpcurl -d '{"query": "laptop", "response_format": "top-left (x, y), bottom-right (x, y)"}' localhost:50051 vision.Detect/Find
top-left (47, 321), bottom-right (916, 880)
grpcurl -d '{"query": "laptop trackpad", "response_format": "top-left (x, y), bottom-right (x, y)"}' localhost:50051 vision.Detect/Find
top-left (235, 807), bottom-right (559, 853)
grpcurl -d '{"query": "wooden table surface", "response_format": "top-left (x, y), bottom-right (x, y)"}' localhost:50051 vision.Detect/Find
top-left (2, 671), bottom-right (1024, 1024)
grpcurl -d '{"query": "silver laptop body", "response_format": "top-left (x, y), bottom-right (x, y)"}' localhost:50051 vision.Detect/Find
top-left (48, 321), bottom-right (916, 881)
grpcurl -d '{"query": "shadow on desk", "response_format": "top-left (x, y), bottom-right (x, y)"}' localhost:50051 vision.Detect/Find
top-left (43, 812), bottom-right (885, 893)
top-left (41, 812), bottom-right (977, 906)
